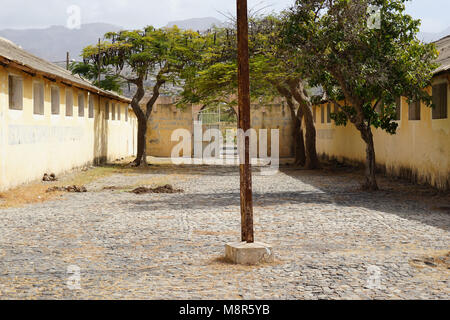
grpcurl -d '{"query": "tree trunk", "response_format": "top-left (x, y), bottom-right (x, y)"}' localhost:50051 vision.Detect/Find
top-left (288, 79), bottom-right (320, 169)
top-left (275, 83), bottom-right (306, 167)
top-left (133, 116), bottom-right (148, 167)
top-left (301, 103), bottom-right (321, 169)
top-left (291, 106), bottom-right (306, 167)
top-left (358, 124), bottom-right (379, 191)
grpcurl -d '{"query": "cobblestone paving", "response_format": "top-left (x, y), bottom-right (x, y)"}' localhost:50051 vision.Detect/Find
top-left (0, 164), bottom-right (449, 299)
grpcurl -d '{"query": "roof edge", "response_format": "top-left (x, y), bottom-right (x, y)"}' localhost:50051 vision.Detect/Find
top-left (0, 55), bottom-right (131, 104)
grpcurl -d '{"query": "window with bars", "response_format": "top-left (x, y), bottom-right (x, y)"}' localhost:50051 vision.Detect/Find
top-left (105, 102), bottom-right (110, 120)
top-left (125, 106), bottom-right (128, 122)
top-left (33, 82), bottom-right (44, 115)
top-left (66, 89), bottom-right (73, 116)
top-left (88, 94), bottom-right (94, 118)
top-left (51, 86), bottom-right (60, 115)
top-left (78, 93), bottom-right (85, 117)
top-left (408, 100), bottom-right (421, 120)
top-left (112, 103), bottom-right (116, 120)
top-left (117, 104), bottom-right (121, 121)
top-left (432, 83), bottom-right (448, 119)
top-left (8, 75), bottom-right (23, 110)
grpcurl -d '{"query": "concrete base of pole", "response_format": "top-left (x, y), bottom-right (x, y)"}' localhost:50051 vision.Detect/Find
top-left (225, 242), bottom-right (274, 265)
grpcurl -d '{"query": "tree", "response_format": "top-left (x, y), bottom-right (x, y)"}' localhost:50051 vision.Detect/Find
top-left (181, 14), bottom-right (321, 168)
top-left (81, 26), bottom-right (204, 166)
top-left (69, 61), bottom-right (123, 94)
top-left (249, 14), bottom-right (320, 168)
top-left (285, 0), bottom-right (438, 190)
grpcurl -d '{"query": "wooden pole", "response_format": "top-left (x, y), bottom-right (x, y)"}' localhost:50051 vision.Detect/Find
top-left (237, 0), bottom-right (254, 243)
top-left (66, 52), bottom-right (70, 70)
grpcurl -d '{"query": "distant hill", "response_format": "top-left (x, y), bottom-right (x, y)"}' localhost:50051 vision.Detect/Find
top-left (418, 27), bottom-right (450, 43)
top-left (166, 17), bottom-right (223, 31)
top-left (0, 19), bottom-right (225, 64)
top-left (0, 23), bottom-right (122, 63)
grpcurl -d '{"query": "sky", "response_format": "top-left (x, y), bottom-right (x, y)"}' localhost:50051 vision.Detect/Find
top-left (0, 0), bottom-right (448, 33)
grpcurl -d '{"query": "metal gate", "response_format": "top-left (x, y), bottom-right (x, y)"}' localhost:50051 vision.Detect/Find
top-left (198, 106), bottom-right (237, 159)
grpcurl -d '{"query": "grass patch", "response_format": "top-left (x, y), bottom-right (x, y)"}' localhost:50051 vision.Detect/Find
top-left (0, 165), bottom-right (129, 209)
top-left (0, 184), bottom-right (63, 209)
top-left (62, 166), bottom-right (123, 186)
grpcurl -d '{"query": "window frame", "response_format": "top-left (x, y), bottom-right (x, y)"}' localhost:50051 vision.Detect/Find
top-left (65, 89), bottom-right (74, 117)
top-left (320, 105), bottom-right (325, 124)
top-left (78, 92), bottom-right (85, 117)
top-left (394, 97), bottom-right (401, 121)
top-left (111, 102), bottom-right (116, 120)
top-left (33, 81), bottom-right (45, 115)
top-left (51, 85), bottom-right (60, 115)
top-left (88, 94), bottom-right (95, 119)
top-left (105, 101), bottom-right (110, 120)
top-left (408, 100), bottom-right (421, 121)
top-left (8, 74), bottom-right (24, 110)
top-left (432, 82), bottom-right (448, 120)
top-left (326, 103), bottom-right (332, 124)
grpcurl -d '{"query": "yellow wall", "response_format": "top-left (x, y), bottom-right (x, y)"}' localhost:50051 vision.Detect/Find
top-left (148, 97), bottom-right (193, 157)
top-left (0, 65), bottom-right (137, 191)
top-left (147, 98), bottom-right (294, 158)
top-left (314, 77), bottom-right (450, 190)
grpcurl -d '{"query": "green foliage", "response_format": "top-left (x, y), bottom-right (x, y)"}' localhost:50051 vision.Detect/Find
top-left (180, 14), bottom-right (303, 108)
top-left (79, 26), bottom-right (205, 100)
top-left (285, 0), bottom-right (438, 134)
top-left (69, 61), bottom-right (123, 93)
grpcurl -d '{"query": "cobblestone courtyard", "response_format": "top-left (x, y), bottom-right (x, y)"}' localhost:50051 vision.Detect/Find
top-left (0, 163), bottom-right (449, 299)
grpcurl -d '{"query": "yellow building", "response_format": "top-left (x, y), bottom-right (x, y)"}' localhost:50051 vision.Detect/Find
top-left (314, 36), bottom-right (450, 190)
top-left (0, 37), bottom-right (137, 191)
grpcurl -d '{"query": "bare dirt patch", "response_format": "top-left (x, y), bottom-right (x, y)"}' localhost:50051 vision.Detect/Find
top-left (0, 184), bottom-right (63, 209)
top-left (410, 252), bottom-right (450, 270)
top-left (102, 186), bottom-right (121, 191)
top-left (46, 185), bottom-right (87, 193)
top-left (131, 185), bottom-right (183, 194)
top-left (0, 166), bottom-right (124, 209)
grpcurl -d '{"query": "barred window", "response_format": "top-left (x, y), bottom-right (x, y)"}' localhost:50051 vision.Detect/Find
top-left (51, 86), bottom-right (60, 115)
top-left (8, 75), bottom-right (23, 110)
top-left (125, 106), bottom-right (128, 122)
top-left (112, 103), bottom-right (116, 120)
top-left (408, 100), bottom-right (421, 121)
top-left (88, 94), bottom-right (94, 118)
top-left (66, 89), bottom-right (73, 116)
top-left (78, 93), bottom-right (85, 117)
top-left (432, 83), bottom-right (448, 119)
top-left (33, 82), bottom-right (44, 115)
top-left (117, 105), bottom-right (121, 121)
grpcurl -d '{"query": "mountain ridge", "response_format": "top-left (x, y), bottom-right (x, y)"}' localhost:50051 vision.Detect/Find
top-left (0, 23), bottom-right (123, 62)
top-left (165, 17), bottom-right (224, 31)
top-left (419, 27), bottom-right (450, 43)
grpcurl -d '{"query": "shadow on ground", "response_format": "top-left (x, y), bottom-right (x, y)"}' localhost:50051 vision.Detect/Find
top-left (115, 162), bottom-right (449, 232)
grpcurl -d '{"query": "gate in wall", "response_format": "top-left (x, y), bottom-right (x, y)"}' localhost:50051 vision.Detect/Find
top-left (198, 105), bottom-right (238, 159)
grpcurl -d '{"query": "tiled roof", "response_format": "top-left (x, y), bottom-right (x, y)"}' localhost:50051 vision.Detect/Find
top-left (433, 35), bottom-right (450, 75)
top-left (0, 37), bottom-right (130, 103)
